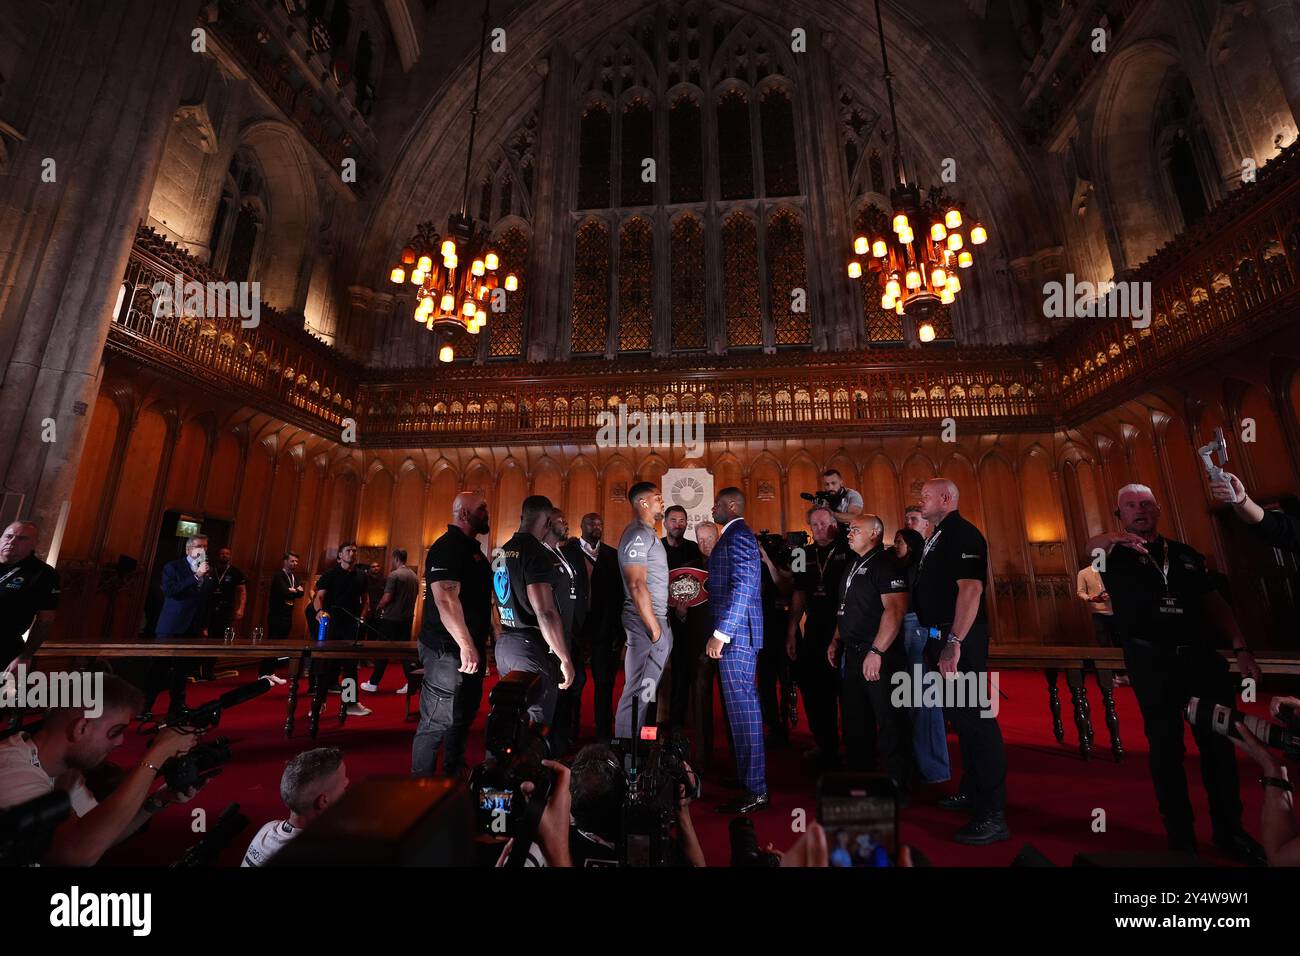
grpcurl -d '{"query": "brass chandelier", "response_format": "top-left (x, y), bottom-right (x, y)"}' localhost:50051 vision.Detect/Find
top-left (848, 0), bottom-right (988, 342)
top-left (386, 0), bottom-right (516, 363)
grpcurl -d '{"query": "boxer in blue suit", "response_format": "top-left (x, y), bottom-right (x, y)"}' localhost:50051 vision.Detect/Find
top-left (706, 487), bottom-right (769, 813)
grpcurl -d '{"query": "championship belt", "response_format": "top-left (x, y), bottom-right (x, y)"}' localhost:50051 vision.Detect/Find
top-left (669, 567), bottom-right (708, 607)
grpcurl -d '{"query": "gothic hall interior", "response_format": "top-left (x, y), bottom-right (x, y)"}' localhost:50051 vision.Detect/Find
top-left (3, 0), bottom-right (1300, 885)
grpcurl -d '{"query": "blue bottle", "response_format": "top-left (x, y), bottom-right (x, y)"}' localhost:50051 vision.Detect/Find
top-left (316, 611), bottom-right (329, 642)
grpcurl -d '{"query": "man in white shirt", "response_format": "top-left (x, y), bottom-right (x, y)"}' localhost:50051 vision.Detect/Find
top-left (242, 746), bottom-right (349, 866)
top-left (0, 674), bottom-right (201, 865)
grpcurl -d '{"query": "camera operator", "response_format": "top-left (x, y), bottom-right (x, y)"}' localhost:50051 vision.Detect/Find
top-left (1088, 483), bottom-right (1264, 864)
top-left (1227, 695), bottom-right (1300, 866)
top-left (501, 745), bottom-right (706, 867)
top-left (242, 746), bottom-right (349, 866)
top-left (0, 675), bottom-right (202, 865)
top-left (787, 506), bottom-right (848, 772)
top-left (1209, 471), bottom-right (1300, 550)
top-left (494, 495), bottom-right (575, 727)
top-left (820, 469), bottom-right (864, 527)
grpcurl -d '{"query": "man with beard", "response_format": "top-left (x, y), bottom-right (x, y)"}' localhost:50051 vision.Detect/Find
top-left (787, 505), bottom-right (850, 772)
top-left (413, 492), bottom-right (493, 777)
top-left (571, 513), bottom-right (624, 743)
top-left (662, 506), bottom-right (708, 732)
top-left (1089, 483), bottom-right (1265, 864)
top-left (0, 520), bottom-right (60, 672)
top-left (616, 483), bottom-right (672, 740)
top-left (312, 541), bottom-right (372, 719)
top-left (205, 547), bottom-right (248, 640)
top-left (546, 508), bottom-right (585, 756)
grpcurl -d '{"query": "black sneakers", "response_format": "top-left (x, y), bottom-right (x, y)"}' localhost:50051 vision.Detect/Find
top-left (938, 792), bottom-right (973, 811)
top-left (953, 812), bottom-right (1010, 845)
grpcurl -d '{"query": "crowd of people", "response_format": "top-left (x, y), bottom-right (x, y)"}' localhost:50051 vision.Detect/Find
top-left (1, 464), bottom-right (1298, 868)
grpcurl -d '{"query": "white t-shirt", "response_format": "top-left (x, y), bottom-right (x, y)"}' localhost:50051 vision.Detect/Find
top-left (241, 819), bottom-right (300, 867)
top-left (0, 734), bottom-right (98, 816)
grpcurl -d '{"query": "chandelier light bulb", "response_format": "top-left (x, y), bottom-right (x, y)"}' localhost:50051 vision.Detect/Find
top-left (440, 293), bottom-right (455, 313)
top-left (476, 308), bottom-right (487, 324)
top-left (899, 226), bottom-right (914, 245)
top-left (472, 259), bottom-right (486, 277)
top-left (930, 267), bottom-right (947, 288)
top-left (438, 344), bottom-right (454, 363)
top-left (947, 232), bottom-right (963, 252)
top-left (930, 222), bottom-right (947, 242)
top-left (410, 269), bottom-right (425, 285)
top-left (389, 267), bottom-right (405, 284)
top-left (462, 300), bottom-right (476, 317)
top-left (886, 277), bottom-right (901, 298)
top-left (947, 274), bottom-right (962, 293)
top-left (945, 209), bottom-right (962, 229)
top-left (441, 239), bottom-right (456, 258)
top-left (881, 293), bottom-right (894, 310)
top-left (401, 246), bottom-right (416, 265)
top-left (895, 299), bottom-right (905, 315)
top-left (445, 252), bottom-right (458, 269)
top-left (918, 322), bottom-right (937, 343)
top-left (940, 288), bottom-right (956, 305)
top-left (854, 236), bottom-right (869, 255)
top-left (892, 212), bottom-right (908, 233)
top-left (485, 252), bottom-right (500, 271)
top-left (970, 223), bottom-right (988, 244)
top-left (417, 255), bottom-right (433, 273)
top-left (872, 239), bottom-right (887, 258)
top-left (906, 269), bottom-right (922, 290)
top-left (958, 250), bottom-right (973, 268)
top-left (505, 274), bottom-right (519, 292)
top-left (848, 261), bottom-right (862, 279)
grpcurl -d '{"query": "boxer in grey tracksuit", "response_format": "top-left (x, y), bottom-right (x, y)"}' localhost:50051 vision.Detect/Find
top-left (615, 482), bottom-right (672, 740)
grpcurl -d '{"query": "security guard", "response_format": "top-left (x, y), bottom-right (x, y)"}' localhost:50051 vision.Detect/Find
top-left (913, 478), bottom-right (1009, 845)
top-left (0, 521), bottom-right (60, 670)
top-left (788, 505), bottom-right (852, 771)
top-left (1091, 483), bottom-right (1265, 864)
top-left (828, 514), bottom-right (911, 794)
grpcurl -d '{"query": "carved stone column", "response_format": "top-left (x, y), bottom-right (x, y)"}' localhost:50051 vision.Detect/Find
top-left (0, 0), bottom-right (203, 546)
top-left (1256, 0), bottom-right (1300, 128)
top-left (525, 50), bottom-right (574, 362)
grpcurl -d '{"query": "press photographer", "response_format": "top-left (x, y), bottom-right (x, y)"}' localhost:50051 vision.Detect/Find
top-left (498, 741), bottom-right (706, 867)
top-left (1189, 694), bottom-right (1300, 866)
top-left (799, 470), bottom-right (863, 528)
top-left (0, 675), bottom-right (203, 866)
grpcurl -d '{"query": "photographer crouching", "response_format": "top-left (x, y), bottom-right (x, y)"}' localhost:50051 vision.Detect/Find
top-left (0, 675), bottom-right (203, 865)
top-left (496, 742), bottom-right (706, 867)
top-left (1216, 694), bottom-right (1300, 866)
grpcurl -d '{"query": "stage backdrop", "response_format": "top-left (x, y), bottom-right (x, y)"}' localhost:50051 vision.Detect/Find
top-left (662, 468), bottom-right (714, 542)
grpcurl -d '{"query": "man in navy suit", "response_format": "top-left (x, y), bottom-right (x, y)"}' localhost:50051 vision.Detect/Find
top-left (706, 487), bottom-right (769, 813)
top-left (148, 534), bottom-right (216, 713)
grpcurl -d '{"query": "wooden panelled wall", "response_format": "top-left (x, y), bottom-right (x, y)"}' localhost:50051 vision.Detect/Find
top-left (56, 351), bottom-right (1300, 647)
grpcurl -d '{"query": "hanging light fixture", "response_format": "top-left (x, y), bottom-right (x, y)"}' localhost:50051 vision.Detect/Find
top-left (846, 0), bottom-right (989, 332)
top-left (386, 0), bottom-right (517, 362)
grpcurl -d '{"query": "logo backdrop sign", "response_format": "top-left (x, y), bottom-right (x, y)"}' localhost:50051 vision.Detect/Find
top-left (663, 468), bottom-right (714, 542)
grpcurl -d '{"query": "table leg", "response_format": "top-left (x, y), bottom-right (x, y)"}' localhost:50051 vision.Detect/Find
top-left (285, 656), bottom-right (303, 737)
top-left (1045, 669), bottom-right (1065, 743)
top-left (1095, 668), bottom-right (1124, 762)
top-left (309, 665), bottom-right (327, 739)
top-left (1065, 668), bottom-right (1092, 759)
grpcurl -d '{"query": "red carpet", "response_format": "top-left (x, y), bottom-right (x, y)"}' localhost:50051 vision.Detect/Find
top-left (98, 665), bottom-right (1278, 867)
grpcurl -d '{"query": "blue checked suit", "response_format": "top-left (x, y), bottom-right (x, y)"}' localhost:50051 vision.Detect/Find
top-left (709, 519), bottom-right (767, 795)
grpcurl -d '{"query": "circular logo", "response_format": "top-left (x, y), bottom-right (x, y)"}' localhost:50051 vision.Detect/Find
top-left (670, 475), bottom-right (706, 510)
top-left (493, 565), bottom-right (511, 605)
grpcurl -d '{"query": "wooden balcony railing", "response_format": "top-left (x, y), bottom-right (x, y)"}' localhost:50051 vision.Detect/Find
top-left (107, 227), bottom-right (363, 432)
top-left (1051, 141), bottom-right (1300, 421)
top-left (105, 142), bottom-right (1300, 445)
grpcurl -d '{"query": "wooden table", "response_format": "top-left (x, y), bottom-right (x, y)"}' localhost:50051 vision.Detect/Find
top-left (32, 636), bottom-right (420, 739)
top-left (989, 646), bottom-right (1300, 762)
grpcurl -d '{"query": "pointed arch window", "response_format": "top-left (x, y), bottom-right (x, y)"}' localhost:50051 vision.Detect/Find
top-left (669, 91), bottom-right (703, 203)
top-left (760, 86), bottom-right (798, 196)
top-left (723, 210), bottom-right (761, 348)
top-left (618, 215), bottom-right (654, 352)
top-left (620, 96), bottom-right (655, 207)
top-left (768, 207), bottom-right (809, 346)
top-left (571, 219), bottom-right (611, 355)
top-left (716, 88), bottom-right (753, 200)
top-left (670, 214), bottom-right (706, 351)
top-left (578, 101), bottom-right (612, 210)
top-left (489, 226), bottom-right (529, 359)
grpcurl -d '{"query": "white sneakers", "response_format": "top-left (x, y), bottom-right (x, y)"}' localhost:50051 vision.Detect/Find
top-left (264, 674), bottom-right (288, 686)
top-left (360, 681), bottom-right (379, 693)
top-left (345, 703), bottom-right (373, 717)
top-left (394, 684), bottom-right (409, 695)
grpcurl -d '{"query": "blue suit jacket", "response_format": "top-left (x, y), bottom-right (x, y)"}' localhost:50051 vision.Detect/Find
top-left (708, 519), bottom-right (764, 649)
top-left (156, 557), bottom-right (214, 636)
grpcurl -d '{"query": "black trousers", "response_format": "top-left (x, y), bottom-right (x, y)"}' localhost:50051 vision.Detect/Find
top-left (589, 623), bottom-right (624, 741)
top-left (795, 625), bottom-right (841, 755)
top-left (668, 609), bottom-right (708, 728)
top-left (1122, 638), bottom-right (1242, 847)
top-left (842, 641), bottom-right (913, 796)
top-left (412, 635), bottom-right (487, 776)
top-left (551, 626), bottom-right (587, 755)
top-left (943, 629), bottom-right (1007, 817)
top-left (370, 618), bottom-right (417, 684)
top-left (757, 614), bottom-right (789, 740)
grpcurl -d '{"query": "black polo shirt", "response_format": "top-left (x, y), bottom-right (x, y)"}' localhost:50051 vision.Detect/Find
top-left (837, 545), bottom-right (908, 647)
top-left (420, 524), bottom-right (492, 649)
top-left (1100, 536), bottom-right (1215, 646)
top-left (495, 531), bottom-right (557, 640)
top-left (663, 537), bottom-right (704, 572)
top-left (315, 564), bottom-right (368, 637)
top-left (544, 541), bottom-right (579, 639)
top-left (207, 564), bottom-right (246, 620)
top-left (911, 510), bottom-right (988, 640)
top-left (793, 538), bottom-right (853, 638)
top-left (0, 553), bottom-right (60, 643)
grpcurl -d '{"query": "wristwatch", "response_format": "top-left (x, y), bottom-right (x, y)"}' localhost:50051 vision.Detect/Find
top-left (867, 646), bottom-right (883, 657)
top-left (1260, 775), bottom-right (1293, 793)
top-left (945, 633), bottom-right (964, 645)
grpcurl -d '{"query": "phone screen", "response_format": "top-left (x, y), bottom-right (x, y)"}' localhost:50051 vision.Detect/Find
top-left (818, 773), bottom-right (899, 867)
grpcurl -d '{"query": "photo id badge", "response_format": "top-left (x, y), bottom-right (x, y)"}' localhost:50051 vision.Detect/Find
top-left (1158, 596), bottom-right (1184, 615)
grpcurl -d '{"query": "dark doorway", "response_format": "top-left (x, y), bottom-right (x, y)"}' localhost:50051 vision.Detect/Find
top-left (141, 511), bottom-right (233, 637)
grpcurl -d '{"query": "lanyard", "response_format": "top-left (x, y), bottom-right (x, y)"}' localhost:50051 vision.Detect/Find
top-left (0, 564), bottom-right (24, 588)
top-left (917, 529), bottom-right (942, 574)
top-left (547, 544), bottom-right (576, 583)
top-left (284, 570), bottom-right (296, 590)
top-left (839, 550), bottom-right (880, 613)
top-left (1149, 538), bottom-right (1171, 597)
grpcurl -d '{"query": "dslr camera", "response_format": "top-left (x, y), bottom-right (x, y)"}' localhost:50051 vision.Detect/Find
top-left (1184, 698), bottom-right (1300, 760)
top-left (469, 671), bottom-right (552, 838)
top-left (609, 726), bottom-right (701, 867)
